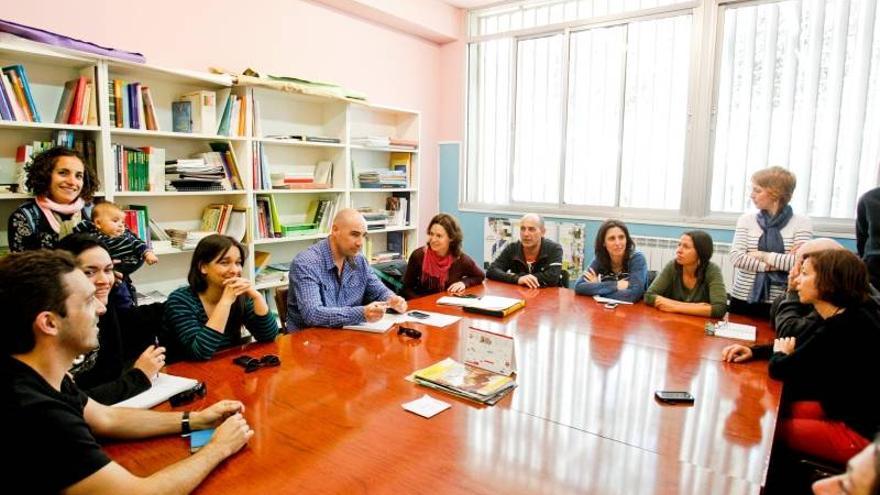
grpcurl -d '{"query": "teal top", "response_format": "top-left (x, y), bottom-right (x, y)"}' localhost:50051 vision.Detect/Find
top-left (163, 286), bottom-right (278, 360)
top-left (644, 261), bottom-right (727, 318)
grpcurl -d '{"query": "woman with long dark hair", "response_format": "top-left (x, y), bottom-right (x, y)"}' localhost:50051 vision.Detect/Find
top-left (163, 234), bottom-right (278, 360)
top-left (575, 220), bottom-right (648, 302)
top-left (644, 230), bottom-right (727, 317)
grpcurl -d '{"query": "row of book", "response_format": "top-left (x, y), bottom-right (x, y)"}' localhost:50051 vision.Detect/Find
top-left (216, 89), bottom-right (260, 137)
top-left (254, 195), bottom-right (340, 240)
top-left (108, 79), bottom-right (160, 131)
top-left (0, 64), bottom-right (40, 122)
top-left (199, 204), bottom-right (247, 241)
top-left (112, 144), bottom-right (164, 192)
top-left (355, 151), bottom-right (412, 189)
top-left (55, 75), bottom-right (98, 126)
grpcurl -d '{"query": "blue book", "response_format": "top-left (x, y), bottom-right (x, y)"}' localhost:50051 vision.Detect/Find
top-left (216, 94), bottom-right (233, 135)
top-left (189, 428), bottom-right (214, 453)
top-left (3, 65), bottom-right (40, 122)
top-left (0, 75), bottom-right (12, 120)
top-left (172, 100), bottom-right (192, 133)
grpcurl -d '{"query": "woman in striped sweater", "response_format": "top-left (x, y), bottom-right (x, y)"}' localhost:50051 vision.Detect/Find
top-left (728, 167), bottom-right (813, 318)
top-left (163, 234), bottom-right (278, 360)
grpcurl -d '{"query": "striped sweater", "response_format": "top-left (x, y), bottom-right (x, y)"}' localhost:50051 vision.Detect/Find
top-left (74, 220), bottom-right (146, 275)
top-left (729, 212), bottom-right (813, 303)
top-left (163, 286), bottom-right (279, 360)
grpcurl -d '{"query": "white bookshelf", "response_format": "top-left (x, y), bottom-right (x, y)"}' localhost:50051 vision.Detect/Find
top-left (0, 39), bottom-right (420, 297)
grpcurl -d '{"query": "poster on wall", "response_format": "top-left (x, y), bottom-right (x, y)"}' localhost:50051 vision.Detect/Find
top-left (484, 217), bottom-right (585, 277)
top-left (557, 223), bottom-right (585, 276)
top-left (484, 217), bottom-right (517, 265)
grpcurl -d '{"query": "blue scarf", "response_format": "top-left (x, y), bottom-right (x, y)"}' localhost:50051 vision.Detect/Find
top-left (748, 205), bottom-right (793, 303)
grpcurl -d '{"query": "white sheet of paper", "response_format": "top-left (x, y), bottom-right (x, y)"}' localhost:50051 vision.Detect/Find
top-left (436, 296), bottom-right (477, 307)
top-left (405, 310), bottom-right (461, 328)
top-left (112, 373), bottom-right (199, 409)
top-left (343, 313), bottom-right (407, 333)
top-left (467, 295), bottom-right (523, 311)
top-left (712, 322), bottom-right (757, 342)
top-left (592, 295), bottom-right (634, 305)
top-left (402, 394), bottom-right (451, 418)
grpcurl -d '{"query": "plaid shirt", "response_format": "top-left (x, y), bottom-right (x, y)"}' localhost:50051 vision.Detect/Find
top-left (286, 239), bottom-right (392, 330)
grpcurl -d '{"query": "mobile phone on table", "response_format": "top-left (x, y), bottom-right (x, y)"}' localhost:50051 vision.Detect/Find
top-left (654, 390), bottom-right (695, 404)
top-left (232, 355), bottom-right (255, 368)
top-left (408, 311), bottom-right (430, 319)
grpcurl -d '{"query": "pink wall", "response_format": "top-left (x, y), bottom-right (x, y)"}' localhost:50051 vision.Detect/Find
top-left (3, 0), bottom-right (466, 229)
top-left (439, 39), bottom-right (466, 142)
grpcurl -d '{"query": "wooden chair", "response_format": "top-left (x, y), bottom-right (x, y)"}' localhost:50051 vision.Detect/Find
top-left (274, 286), bottom-right (288, 332)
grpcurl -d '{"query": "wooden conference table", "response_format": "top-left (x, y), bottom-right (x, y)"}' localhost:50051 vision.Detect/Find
top-left (104, 281), bottom-right (782, 494)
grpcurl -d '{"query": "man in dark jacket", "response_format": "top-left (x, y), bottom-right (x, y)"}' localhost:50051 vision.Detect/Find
top-left (857, 187), bottom-right (880, 290)
top-left (487, 214), bottom-right (564, 288)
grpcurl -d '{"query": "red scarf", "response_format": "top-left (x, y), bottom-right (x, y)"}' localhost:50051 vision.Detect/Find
top-left (421, 245), bottom-right (453, 290)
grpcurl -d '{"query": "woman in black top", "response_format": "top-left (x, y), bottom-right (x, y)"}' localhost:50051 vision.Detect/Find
top-left (8, 147), bottom-right (99, 252)
top-left (58, 234), bottom-right (165, 404)
top-left (766, 249), bottom-right (880, 465)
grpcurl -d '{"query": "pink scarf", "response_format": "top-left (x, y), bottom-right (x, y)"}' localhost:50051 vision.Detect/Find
top-left (35, 195), bottom-right (84, 234)
top-left (421, 245), bottom-right (453, 290)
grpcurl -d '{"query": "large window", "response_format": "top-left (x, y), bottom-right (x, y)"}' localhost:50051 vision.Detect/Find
top-left (712, 0), bottom-right (880, 219)
top-left (465, 0), bottom-right (880, 225)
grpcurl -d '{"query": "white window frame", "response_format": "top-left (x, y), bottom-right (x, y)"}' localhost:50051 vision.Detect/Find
top-left (461, 0), bottom-right (869, 237)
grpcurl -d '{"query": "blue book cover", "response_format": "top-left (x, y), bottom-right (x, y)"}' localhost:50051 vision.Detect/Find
top-left (172, 100), bottom-right (192, 133)
top-left (0, 74), bottom-right (12, 120)
top-left (3, 65), bottom-right (41, 122)
top-left (217, 94), bottom-right (232, 135)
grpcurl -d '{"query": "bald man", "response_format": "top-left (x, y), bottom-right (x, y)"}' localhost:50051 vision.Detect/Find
top-left (487, 214), bottom-right (564, 288)
top-left (722, 238), bottom-right (878, 363)
top-left (286, 208), bottom-right (407, 330)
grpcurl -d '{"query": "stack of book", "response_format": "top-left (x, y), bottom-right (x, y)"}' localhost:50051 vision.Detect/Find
top-left (55, 75), bottom-right (98, 126)
top-left (351, 136), bottom-right (390, 148)
top-left (0, 64), bottom-right (40, 122)
top-left (108, 79), bottom-right (160, 130)
top-left (166, 229), bottom-right (214, 250)
top-left (357, 170), bottom-right (407, 188)
top-left (388, 138), bottom-right (417, 150)
top-left (411, 358), bottom-right (516, 406)
top-left (165, 158), bottom-right (228, 192)
top-left (359, 208), bottom-right (390, 231)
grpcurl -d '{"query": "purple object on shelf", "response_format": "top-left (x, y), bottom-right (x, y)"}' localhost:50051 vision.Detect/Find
top-left (0, 18), bottom-right (146, 63)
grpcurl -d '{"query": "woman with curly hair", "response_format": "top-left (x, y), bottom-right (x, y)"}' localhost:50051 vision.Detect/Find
top-left (7, 146), bottom-right (99, 252)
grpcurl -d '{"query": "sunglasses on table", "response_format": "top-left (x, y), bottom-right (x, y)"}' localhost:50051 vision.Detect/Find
top-left (169, 382), bottom-right (207, 407)
top-left (232, 354), bottom-right (281, 373)
top-left (397, 326), bottom-right (422, 339)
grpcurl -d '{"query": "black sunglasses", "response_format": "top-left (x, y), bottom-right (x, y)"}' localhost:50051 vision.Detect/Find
top-left (169, 382), bottom-right (207, 407)
top-left (233, 354), bottom-right (281, 373)
top-left (397, 326), bottom-right (422, 339)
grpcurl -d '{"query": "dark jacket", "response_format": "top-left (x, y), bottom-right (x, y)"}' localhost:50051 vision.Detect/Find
top-left (751, 286), bottom-right (880, 359)
top-left (767, 297), bottom-right (880, 439)
top-left (72, 294), bottom-right (165, 404)
top-left (486, 238), bottom-right (563, 287)
top-left (402, 246), bottom-right (485, 299)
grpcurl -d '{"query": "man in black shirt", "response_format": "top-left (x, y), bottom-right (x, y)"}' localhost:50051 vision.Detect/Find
top-left (487, 214), bottom-right (564, 288)
top-left (0, 250), bottom-right (253, 493)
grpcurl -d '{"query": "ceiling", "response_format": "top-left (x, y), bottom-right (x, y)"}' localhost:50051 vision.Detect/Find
top-left (442, 0), bottom-right (506, 9)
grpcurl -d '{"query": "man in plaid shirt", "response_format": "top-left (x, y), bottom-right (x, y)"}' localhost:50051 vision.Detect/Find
top-left (286, 208), bottom-right (407, 330)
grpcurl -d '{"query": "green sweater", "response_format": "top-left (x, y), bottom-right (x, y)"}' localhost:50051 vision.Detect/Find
top-left (644, 261), bottom-right (727, 318)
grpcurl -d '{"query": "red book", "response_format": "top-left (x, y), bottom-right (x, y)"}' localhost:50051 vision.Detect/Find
top-left (67, 76), bottom-right (87, 125)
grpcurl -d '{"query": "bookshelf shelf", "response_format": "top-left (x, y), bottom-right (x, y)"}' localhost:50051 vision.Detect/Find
top-left (255, 279), bottom-right (289, 291)
top-left (256, 137), bottom-right (345, 149)
top-left (254, 188), bottom-right (345, 195)
top-left (113, 191), bottom-right (248, 197)
top-left (253, 233), bottom-right (330, 246)
top-left (349, 145), bottom-right (419, 154)
top-left (0, 121), bottom-right (101, 132)
top-left (110, 128), bottom-right (247, 142)
top-left (0, 39), bottom-right (419, 295)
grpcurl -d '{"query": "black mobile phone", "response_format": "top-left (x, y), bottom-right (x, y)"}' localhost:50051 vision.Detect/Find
top-left (655, 390), bottom-right (695, 404)
top-left (459, 294), bottom-right (479, 299)
top-left (408, 311), bottom-right (430, 319)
